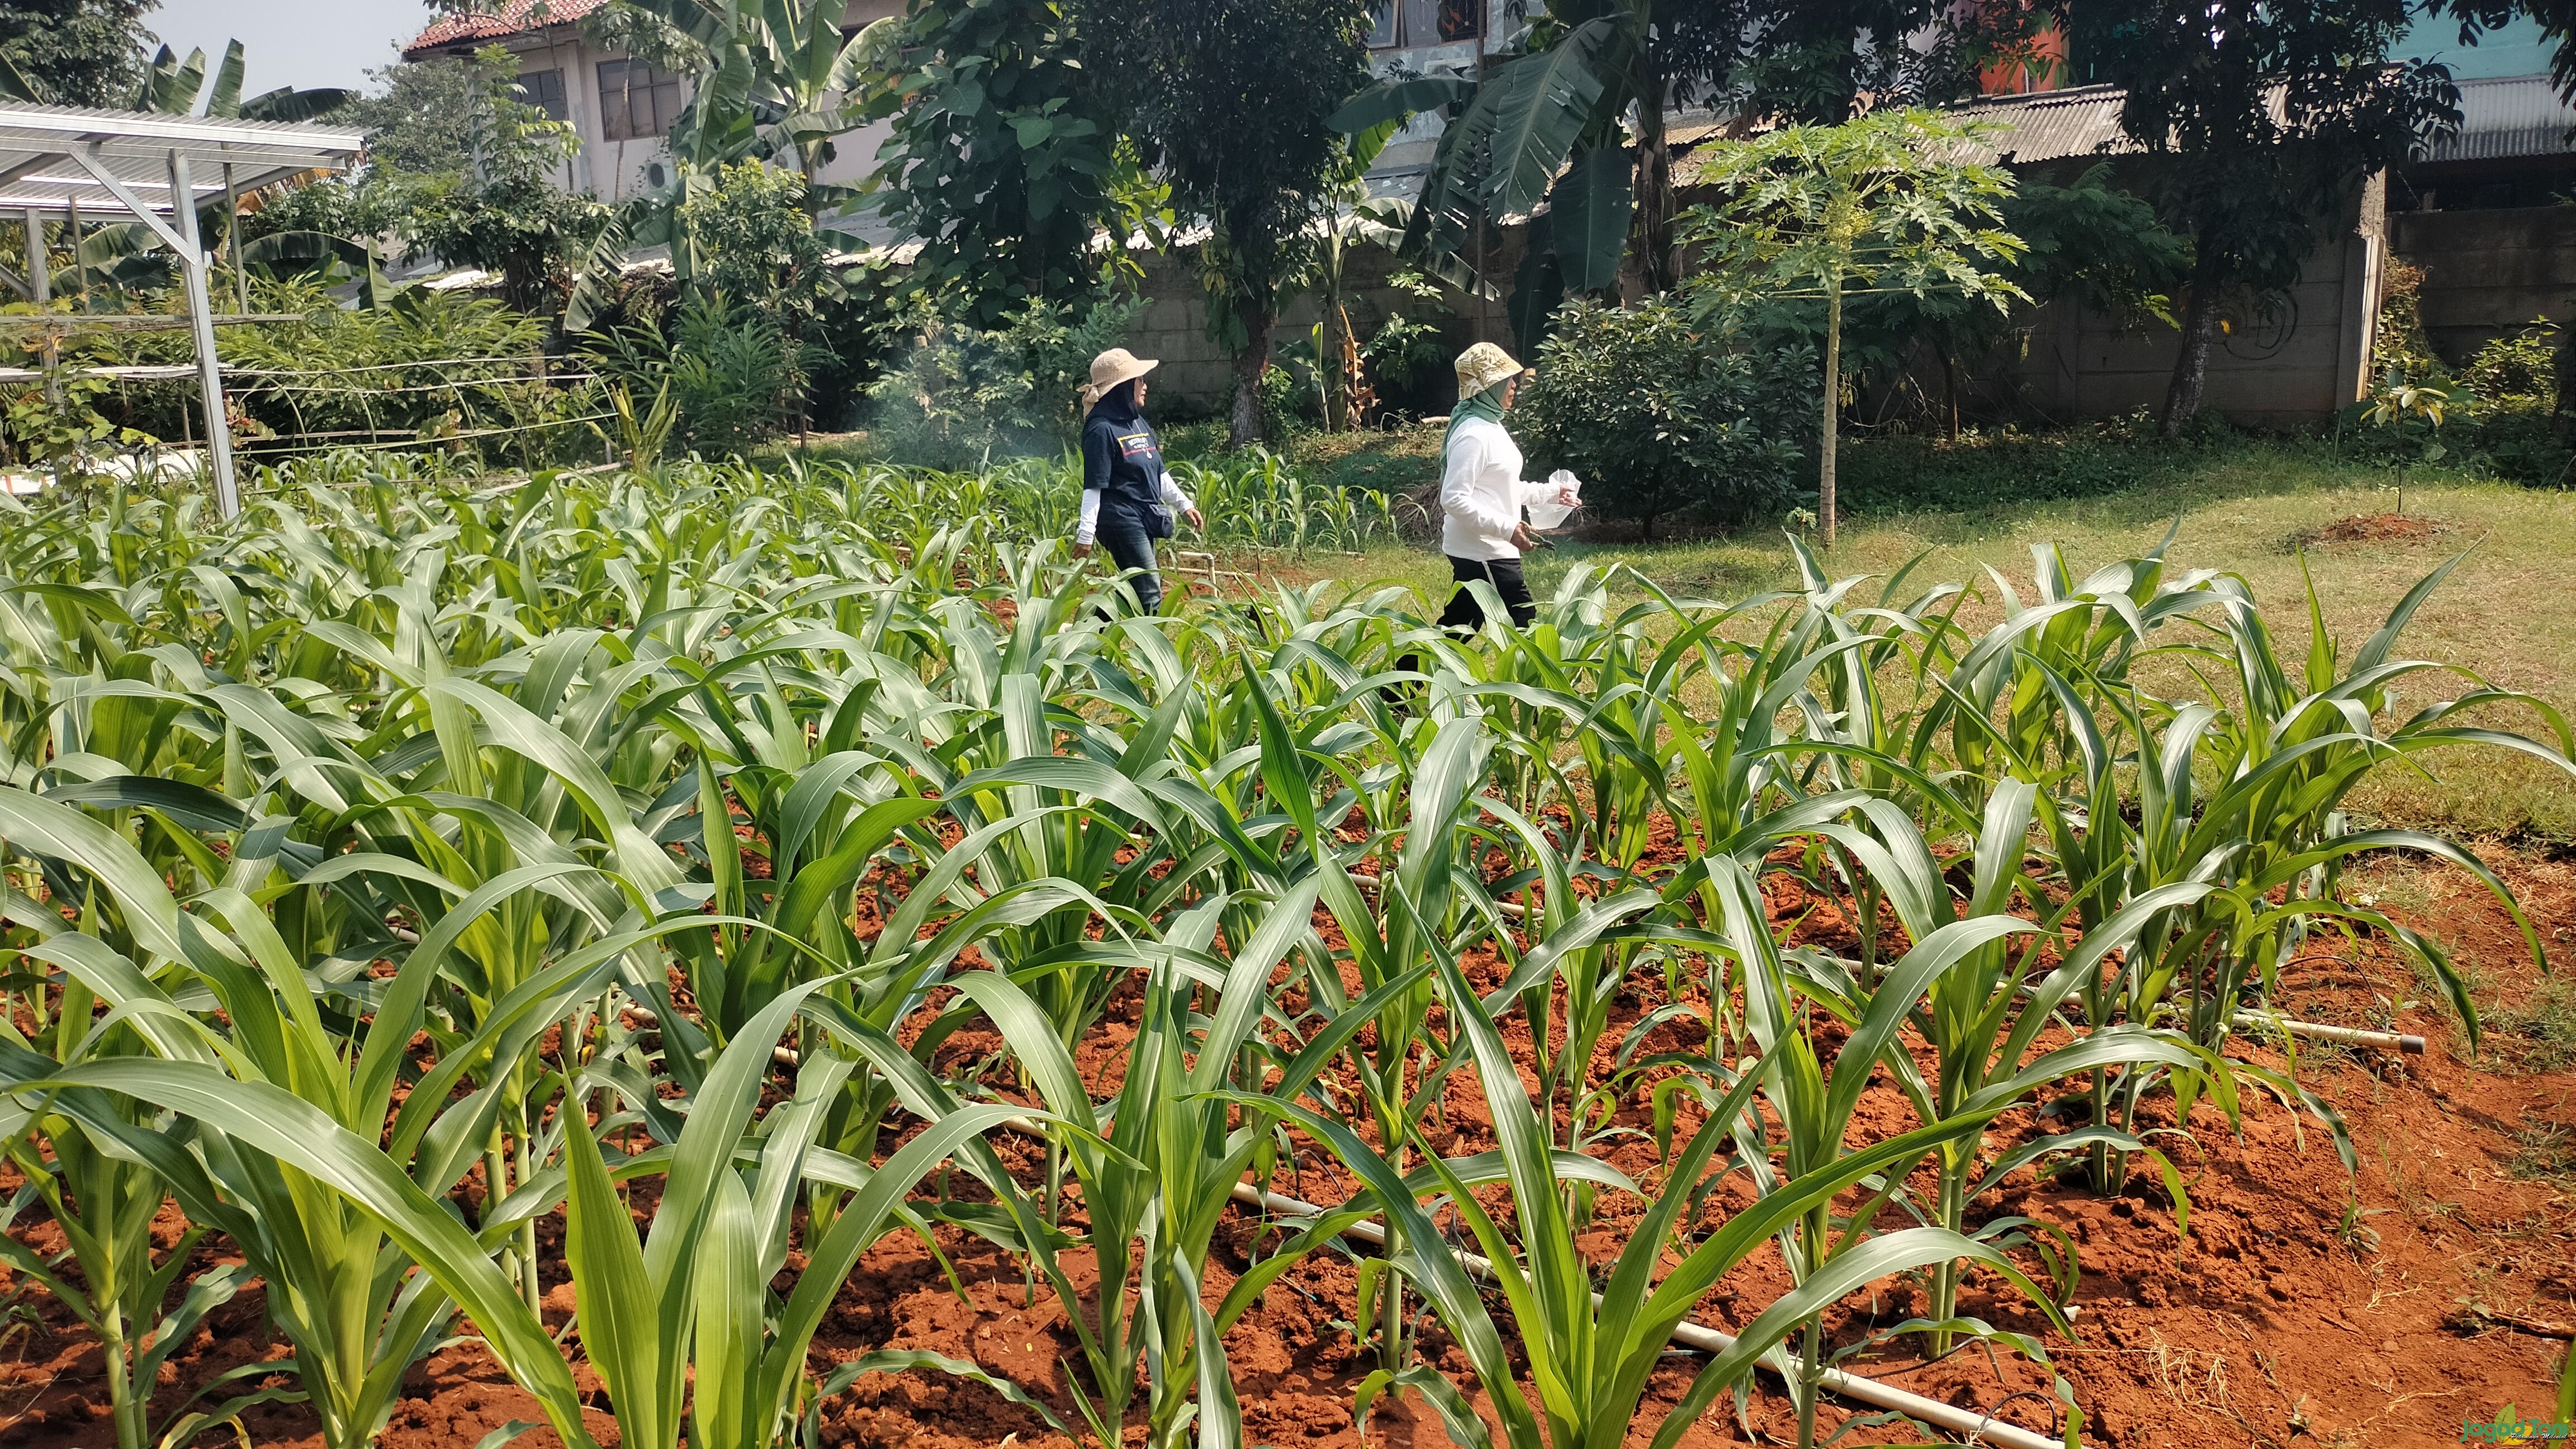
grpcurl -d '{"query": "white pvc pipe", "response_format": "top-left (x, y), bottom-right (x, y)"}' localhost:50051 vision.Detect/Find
top-left (1221, 1177), bottom-right (2070, 1449)
top-left (2228, 1011), bottom-right (2425, 1055)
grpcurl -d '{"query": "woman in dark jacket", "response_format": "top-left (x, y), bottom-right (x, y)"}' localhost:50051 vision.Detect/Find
top-left (1073, 348), bottom-right (1200, 614)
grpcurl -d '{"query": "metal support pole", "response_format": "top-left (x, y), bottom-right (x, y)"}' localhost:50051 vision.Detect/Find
top-left (222, 163), bottom-right (247, 315)
top-left (67, 193), bottom-right (82, 311)
top-left (167, 149), bottom-right (239, 518)
top-left (23, 207), bottom-right (56, 406)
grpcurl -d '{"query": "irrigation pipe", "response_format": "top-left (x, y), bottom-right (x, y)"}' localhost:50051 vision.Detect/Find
top-left (2222, 1012), bottom-right (2423, 1055)
top-left (1202, 1175), bottom-right (2073, 1449)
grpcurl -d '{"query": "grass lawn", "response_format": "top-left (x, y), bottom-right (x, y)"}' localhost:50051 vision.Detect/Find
top-left (1224, 424), bottom-right (2576, 845)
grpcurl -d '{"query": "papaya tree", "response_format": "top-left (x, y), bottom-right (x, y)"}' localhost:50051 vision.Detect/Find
top-left (1683, 108), bottom-right (2025, 545)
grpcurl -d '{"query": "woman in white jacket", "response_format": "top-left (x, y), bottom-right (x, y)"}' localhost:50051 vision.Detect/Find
top-left (1437, 342), bottom-right (1575, 631)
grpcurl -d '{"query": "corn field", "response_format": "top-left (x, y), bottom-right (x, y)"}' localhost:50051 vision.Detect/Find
top-left (0, 461), bottom-right (2568, 1449)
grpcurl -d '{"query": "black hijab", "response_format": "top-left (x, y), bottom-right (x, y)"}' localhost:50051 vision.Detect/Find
top-left (1087, 378), bottom-right (1143, 425)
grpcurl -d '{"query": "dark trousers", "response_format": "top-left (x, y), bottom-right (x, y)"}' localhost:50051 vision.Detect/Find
top-left (1097, 513), bottom-right (1163, 614)
top-left (1439, 553), bottom-right (1535, 631)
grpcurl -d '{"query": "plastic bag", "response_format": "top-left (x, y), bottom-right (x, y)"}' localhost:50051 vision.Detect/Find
top-left (1526, 470), bottom-right (1582, 531)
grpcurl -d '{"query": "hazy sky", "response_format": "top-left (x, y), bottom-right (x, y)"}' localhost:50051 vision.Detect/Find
top-left (148, 0), bottom-right (434, 97)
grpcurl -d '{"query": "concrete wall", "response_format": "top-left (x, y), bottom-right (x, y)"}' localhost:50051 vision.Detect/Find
top-left (2389, 204), bottom-right (2576, 366)
top-left (1996, 187), bottom-right (2381, 428)
top-left (1120, 242), bottom-right (1516, 418)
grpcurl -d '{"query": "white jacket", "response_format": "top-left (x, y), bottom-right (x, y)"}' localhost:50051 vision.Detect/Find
top-left (1440, 416), bottom-right (1554, 562)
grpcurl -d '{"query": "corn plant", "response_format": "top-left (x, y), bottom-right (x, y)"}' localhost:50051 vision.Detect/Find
top-left (939, 879), bottom-right (1388, 1449)
top-left (1698, 855), bottom-right (2074, 1447)
top-left (0, 968), bottom-right (285, 1449)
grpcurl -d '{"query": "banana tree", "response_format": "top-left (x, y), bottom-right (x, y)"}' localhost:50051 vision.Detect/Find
top-left (128, 40), bottom-right (357, 120)
top-left (620, 0), bottom-right (893, 193)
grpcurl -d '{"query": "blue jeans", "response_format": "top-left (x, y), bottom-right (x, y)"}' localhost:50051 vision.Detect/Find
top-left (1097, 513), bottom-right (1163, 614)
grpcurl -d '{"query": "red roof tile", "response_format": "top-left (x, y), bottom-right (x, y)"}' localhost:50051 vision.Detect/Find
top-left (401, 0), bottom-right (609, 59)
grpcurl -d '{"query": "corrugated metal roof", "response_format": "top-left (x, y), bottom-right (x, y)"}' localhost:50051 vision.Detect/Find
top-left (2425, 74), bottom-right (2576, 161)
top-left (0, 104), bottom-right (364, 218)
top-left (1951, 83), bottom-right (2134, 164)
top-left (1944, 74), bottom-right (2575, 168)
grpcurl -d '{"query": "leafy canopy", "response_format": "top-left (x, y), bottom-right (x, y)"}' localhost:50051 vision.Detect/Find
top-left (2071, 0), bottom-right (2454, 296)
top-left (0, 0), bottom-right (153, 107)
top-left (1683, 109), bottom-right (2026, 312)
top-left (860, 0), bottom-right (1159, 326)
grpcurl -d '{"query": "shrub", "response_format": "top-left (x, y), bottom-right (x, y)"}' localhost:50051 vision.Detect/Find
top-left (1361, 312), bottom-right (1448, 415)
top-left (589, 290), bottom-right (805, 456)
top-left (1514, 296), bottom-right (1814, 539)
top-left (678, 162), bottom-right (828, 321)
top-left (2462, 316), bottom-right (2556, 408)
top-left (87, 278), bottom-right (595, 468)
top-left (1258, 361), bottom-right (1306, 443)
top-left (863, 293), bottom-right (1147, 468)
top-left (2373, 260), bottom-right (2445, 387)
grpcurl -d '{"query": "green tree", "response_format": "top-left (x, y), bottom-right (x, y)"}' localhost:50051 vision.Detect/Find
top-left (1094, 0), bottom-right (1373, 446)
top-left (2068, 0), bottom-right (2454, 434)
top-left (1684, 109), bottom-right (2025, 546)
top-left (860, 0), bottom-right (1153, 326)
top-left (1841, 164), bottom-right (2190, 438)
top-left (1332, 0), bottom-right (2028, 333)
top-left (0, 0), bottom-right (152, 106)
top-left (404, 48), bottom-right (612, 317)
top-left (339, 57), bottom-right (480, 175)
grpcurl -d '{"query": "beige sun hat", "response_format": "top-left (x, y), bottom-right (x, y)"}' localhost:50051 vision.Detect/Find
top-left (1083, 347), bottom-right (1159, 405)
top-left (1453, 341), bottom-right (1524, 399)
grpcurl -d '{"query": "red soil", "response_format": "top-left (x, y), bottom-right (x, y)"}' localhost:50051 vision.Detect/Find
top-left (2300, 514), bottom-right (2447, 547)
top-left (2, 850), bottom-right (2569, 1449)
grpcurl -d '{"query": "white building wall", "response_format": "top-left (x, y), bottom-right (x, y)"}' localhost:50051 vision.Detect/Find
top-left (428, 0), bottom-right (901, 207)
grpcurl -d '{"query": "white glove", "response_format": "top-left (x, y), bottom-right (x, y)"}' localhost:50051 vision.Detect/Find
top-left (1527, 470), bottom-right (1582, 531)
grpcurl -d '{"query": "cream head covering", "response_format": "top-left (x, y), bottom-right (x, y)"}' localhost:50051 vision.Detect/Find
top-left (1083, 348), bottom-right (1159, 406)
top-left (1453, 342), bottom-right (1523, 400)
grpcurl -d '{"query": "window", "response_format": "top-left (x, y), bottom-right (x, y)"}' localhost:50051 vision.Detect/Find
top-left (1368, 0), bottom-right (1478, 49)
top-left (1366, 0), bottom-right (1399, 48)
top-left (515, 67), bottom-right (567, 122)
top-left (597, 58), bottom-right (684, 140)
top-left (1403, 0), bottom-right (1438, 46)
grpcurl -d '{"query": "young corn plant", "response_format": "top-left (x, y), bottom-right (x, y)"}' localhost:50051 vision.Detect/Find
top-left (0, 962), bottom-right (288, 1449)
top-left (1808, 784), bottom-right (2237, 1348)
top-left (1698, 855), bottom-right (2075, 1447)
top-left (1239, 937), bottom-right (2054, 1449)
top-left (940, 880), bottom-right (1387, 1449)
top-left (550, 983), bottom-right (1026, 1449)
top-left (0, 787), bottom-right (596, 1449)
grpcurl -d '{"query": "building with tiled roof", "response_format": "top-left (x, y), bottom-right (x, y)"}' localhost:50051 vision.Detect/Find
top-left (398, 0), bottom-right (899, 204)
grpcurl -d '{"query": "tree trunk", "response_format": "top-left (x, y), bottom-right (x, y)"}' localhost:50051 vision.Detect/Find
top-left (1821, 276), bottom-right (1842, 547)
top-left (1632, 68), bottom-right (1675, 295)
top-left (2554, 311), bottom-right (2576, 440)
top-left (1231, 308), bottom-right (1274, 448)
top-left (2162, 260), bottom-right (2222, 438)
top-left (1941, 342), bottom-right (1959, 442)
top-left (1334, 302), bottom-right (1366, 432)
